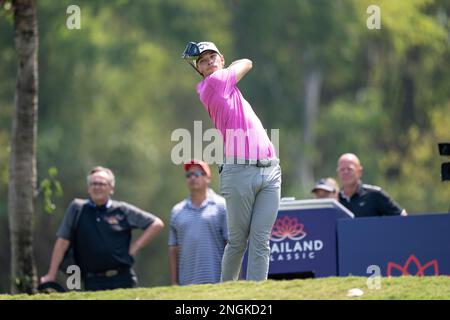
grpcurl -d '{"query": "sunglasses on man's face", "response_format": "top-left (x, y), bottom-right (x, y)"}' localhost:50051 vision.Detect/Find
top-left (185, 171), bottom-right (206, 178)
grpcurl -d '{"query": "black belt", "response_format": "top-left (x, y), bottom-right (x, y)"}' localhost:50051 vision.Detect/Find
top-left (85, 267), bottom-right (130, 278)
top-left (223, 158), bottom-right (277, 167)
top-left (256, 159), bottom-right (273, 167)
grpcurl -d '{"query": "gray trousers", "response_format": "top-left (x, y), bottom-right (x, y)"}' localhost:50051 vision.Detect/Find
top-left (219, 161), bottom-right (281, 281)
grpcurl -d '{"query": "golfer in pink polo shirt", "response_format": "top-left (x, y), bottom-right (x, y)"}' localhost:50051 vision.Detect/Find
top-left (181, 41), bottom-right (282, 281)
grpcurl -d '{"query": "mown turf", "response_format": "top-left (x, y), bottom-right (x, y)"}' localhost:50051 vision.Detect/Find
top-left (1, 276), bottom-right (449, 300)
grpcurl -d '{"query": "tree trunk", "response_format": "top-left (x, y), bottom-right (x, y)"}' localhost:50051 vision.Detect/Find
top-left (8, 0), bottom-right (39, 294)
top-left (296, 67), bottom-right (322, 195)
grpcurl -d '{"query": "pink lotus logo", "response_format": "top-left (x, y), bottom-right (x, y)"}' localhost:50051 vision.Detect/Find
top-left (387, 255), bottom-right (439, 276)
top-left (271, 216), bottom-right (307, 242)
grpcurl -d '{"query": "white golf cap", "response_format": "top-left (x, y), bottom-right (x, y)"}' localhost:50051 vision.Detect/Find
top-left (196, 42), bottom-right (221, 57)
top-left (311, 178), bottom-right (337, 193)
top-left (181, 41), bottom-right (222, 75)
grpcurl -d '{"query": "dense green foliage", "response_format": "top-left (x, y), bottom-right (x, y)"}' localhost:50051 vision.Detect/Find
top-left (0, 0), bottom-right (449, 293)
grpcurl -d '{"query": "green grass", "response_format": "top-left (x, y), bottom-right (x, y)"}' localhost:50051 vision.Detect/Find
top-left (1, 276), bottom-right (449, 300)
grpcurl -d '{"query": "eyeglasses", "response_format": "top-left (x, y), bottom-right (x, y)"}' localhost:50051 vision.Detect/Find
top-left (185, 171), bottom-right (206, 178)
top-left (89, 181), bottom-right (109, 187)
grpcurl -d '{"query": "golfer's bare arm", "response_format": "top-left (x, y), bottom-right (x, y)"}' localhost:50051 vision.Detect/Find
top-left (228, 59), bottom-right (252, 83)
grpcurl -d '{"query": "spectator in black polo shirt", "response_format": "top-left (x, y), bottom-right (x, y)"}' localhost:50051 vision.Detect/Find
top-left (40, 166), bottom-right (164, 291)
top-left (336, 153), bottom-right (408, 218)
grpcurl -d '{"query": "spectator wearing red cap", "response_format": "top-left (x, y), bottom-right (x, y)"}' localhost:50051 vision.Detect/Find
top-left (168, 160), bottom-right (228, 285)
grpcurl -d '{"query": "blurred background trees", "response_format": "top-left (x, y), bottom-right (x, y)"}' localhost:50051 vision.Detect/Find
top-left (0, 0), bottom-right (448, 292)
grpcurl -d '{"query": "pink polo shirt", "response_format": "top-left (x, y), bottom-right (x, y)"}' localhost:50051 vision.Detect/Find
top-left (196, 67), bottom-right (276, 160)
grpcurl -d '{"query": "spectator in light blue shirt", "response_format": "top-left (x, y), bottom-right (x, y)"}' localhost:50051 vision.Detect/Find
top-left (168, 160), bottom-right (228, 285)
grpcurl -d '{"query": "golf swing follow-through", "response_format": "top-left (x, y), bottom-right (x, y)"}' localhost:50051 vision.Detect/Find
top-left (182, 41), bottom-right (282, 281)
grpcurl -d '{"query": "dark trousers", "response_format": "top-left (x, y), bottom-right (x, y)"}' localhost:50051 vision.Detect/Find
top-left (83, 268), bottom-right (138, 291)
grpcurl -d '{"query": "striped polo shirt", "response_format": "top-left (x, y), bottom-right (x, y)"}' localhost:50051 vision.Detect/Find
top-left (168, 189), bottom-right (228, 285)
